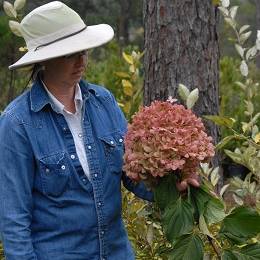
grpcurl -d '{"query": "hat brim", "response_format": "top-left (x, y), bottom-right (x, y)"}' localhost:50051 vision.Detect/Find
top-left (9, 24), bottom-right (114, 70)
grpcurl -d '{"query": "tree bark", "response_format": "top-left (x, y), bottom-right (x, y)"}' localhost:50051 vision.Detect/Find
top-left (143, 0), bottom-right (222, 185)
top-left (118, 0), bottom-right (131, 45)
top-left (143, 0), bottom-right (220, 143)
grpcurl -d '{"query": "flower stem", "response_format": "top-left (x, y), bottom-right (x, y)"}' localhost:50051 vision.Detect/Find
top-left (207, 235), bottom-right (221, 259)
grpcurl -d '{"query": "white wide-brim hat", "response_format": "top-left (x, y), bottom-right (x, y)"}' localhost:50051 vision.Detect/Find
top-left (9, 1), bottom-right (114, 70)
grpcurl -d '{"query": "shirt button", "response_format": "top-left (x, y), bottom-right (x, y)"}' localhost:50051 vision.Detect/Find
top-left (110, 140), bottom-right (114, 145)
top-left (94, 174), bottom-right (98, 178)
top-left (101, 231), bottom-right (104, 235)
top-left (119, 138), bottom-right (123, 143)
top-left (63, 127), bottom-right (67, 131)
top-left (87, 145), bottom-right (92, 150)
top-left (98, 202), bottom-right (102, 207)
top-left (78, 133), bottom-right (83, 138)
top-left (45, 168), bottom-right (50, 173)
top-left (70, 154), bottom-right (75, 159)
top-left (61, 165), bottom-right (66, 170)
top-left (82, 178), bottom-right (87, 183)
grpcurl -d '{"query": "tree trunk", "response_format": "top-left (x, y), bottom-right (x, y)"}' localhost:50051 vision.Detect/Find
top-left (118, 0), bottom-right (131, 45)
top-left (143, 0), bottom-right (222, 184)
top-left (143, 0), bottom-right (220, 142)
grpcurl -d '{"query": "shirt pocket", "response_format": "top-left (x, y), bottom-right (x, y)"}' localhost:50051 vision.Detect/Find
top-left (98, 132), bottom-right (124, 175)
top-left (38, 152), bottom-right (70, 197)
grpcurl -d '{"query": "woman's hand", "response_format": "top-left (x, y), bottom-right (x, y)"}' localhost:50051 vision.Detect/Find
top-left (176, 172), bottom-right (200, 192)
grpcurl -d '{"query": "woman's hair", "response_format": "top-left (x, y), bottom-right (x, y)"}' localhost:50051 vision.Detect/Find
top-left (31, 64), bottom-right (44, 81)
top-left (20, 64), bottom-right (44, 93)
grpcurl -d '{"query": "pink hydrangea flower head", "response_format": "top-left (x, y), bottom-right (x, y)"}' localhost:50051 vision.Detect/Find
top-left (123, 100), bottom-right (215, 183)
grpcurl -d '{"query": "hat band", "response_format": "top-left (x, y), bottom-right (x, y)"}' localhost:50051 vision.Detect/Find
top-left (34, 25), bottom-right (87, 51)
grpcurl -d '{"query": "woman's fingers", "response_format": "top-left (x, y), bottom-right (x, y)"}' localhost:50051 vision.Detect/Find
top-left (176, 180), bottom-right (188, 191)
top-left (186, 177), bottom-right (200, 187)
top-left (176, 173), bottom-right (200, 191)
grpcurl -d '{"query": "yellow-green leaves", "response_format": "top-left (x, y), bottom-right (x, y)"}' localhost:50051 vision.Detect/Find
top-left (230, 6), bottom-right (238, 20)
top-left (204, 115), bottom-right (235, 128)
top-left (212, 0), bottom-right (221, 6)
top-left (122, 52), bottom-right (134, 65)
top-left (14, 0), bottom-right (26, 11)
top-left (122, 80), bottom-right (133, 96)
top-left (253, 133), bottom-right (260, 144)
top-left (3, 1), bottom-right (17, 18)
top-left (9, 20), bottom-right (22, 37)
top-left (186, 88), bottom-right (199, 109)
top-left (235, 44), bottom-right (244, 59)
top-left (221, 0), bottom-right (230, 8)
top-left (178, 84), bottom-right (190, 102)
top-left (240, 60), bottom-right (248, 77)
top-left (3, 0), bottom-right (27, 38)
top-left (3, 0), bottom-right (26, 17)
top-left (178, 84), bottom-right (199, 109)
top-left (115, 51), bottom-right (144, 118)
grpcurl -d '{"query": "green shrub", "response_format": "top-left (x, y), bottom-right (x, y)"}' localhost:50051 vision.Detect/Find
top-left (0, 242), bottom-right (4, 260)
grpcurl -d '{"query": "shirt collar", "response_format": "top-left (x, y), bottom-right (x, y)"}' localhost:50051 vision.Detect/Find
top-left (41, 80), bottom-right (83, 114)
top-left (30, 77), bottom-right (96, 113)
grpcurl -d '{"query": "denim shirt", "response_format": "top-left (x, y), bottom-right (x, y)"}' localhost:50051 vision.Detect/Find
top-left (0, 79), bottom-right (153, 260)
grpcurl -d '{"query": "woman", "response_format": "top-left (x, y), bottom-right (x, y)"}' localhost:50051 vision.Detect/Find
top-left (0, 2), bottom-right (199, 259)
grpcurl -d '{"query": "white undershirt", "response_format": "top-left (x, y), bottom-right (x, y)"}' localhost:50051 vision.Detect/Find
top-left (42, 81), bottom-right (90, 178)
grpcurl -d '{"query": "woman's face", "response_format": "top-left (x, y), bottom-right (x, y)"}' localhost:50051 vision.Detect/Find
top-left (42, 50), bottom-right (88, 87)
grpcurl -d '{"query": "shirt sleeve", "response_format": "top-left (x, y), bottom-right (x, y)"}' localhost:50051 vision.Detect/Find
top-left (109, 92), bottom-right (154, 202)
top-left (0, 112), bottom-right (37, 260)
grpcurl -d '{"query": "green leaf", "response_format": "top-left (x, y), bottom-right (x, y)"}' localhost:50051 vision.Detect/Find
top-left (190, 186), bottom-right (225, 224)
top-left (122, 79), bottom-right (133, 96)
top-left (222, 244), bottom-right (260, 260)
top-left (240, 60), bottom-right (249, 77)
top-left (222, 0), bottom-right (230, 8)
top-left (230, 6), bottom-right (238, 20)
top-left (204, 196), bottom-right (226, 225)
top-left (212, 0), bottom-right (221, 6)
top-left (114, 72), bottom-right (130, 78)
top-left (210, 167), bottom-right (220, 186)
top-left (222, 250), bottom-right (238, 260)
top-left (247, 101), bottom-right (254, 115)
top-left (246, 46), bottom-right (257, 61)
top-left (163, 197), bottom-right (194, 241)
top-left (216, 135), bottom-right (236, 150)
top-left (225, 17), bottom-right (236, 30)
top-left (218, 6), bottom-right (229, 16)
top-left (122, 52), bottom-right (133, 64)
top-left (240, 31), bottom-right (252, 45)
top-left (190, 186), bottom-right (212, 221)
top-left (3, 1), bottom-right (17, 18)
top-left (186, 88), bottom-right (199, 109)
top-left (235, 44), bottom-right (244, 59)
top-left (178, 84), bottom-right (190, 102)
top-left (199, 214), bottom-right (214, 238)
top-left (14, 0), bottom-right (26, 11)
top-left (220, 206), bottom-right (260, 244)
top-left (224, 149), bottom-right (245, 167)
top-left (239, 25), bottom-right (250, 35)
top-left (169, 234), bottom-right (203, 260)
top-left (154, 174), bottom-right (180, 211)
top-left (9, 20), bottom-right (22, 37)
top-left (204, 115), bottom-right (235, 128)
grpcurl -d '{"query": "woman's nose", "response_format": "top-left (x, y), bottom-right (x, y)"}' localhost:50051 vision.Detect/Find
top-left (75, 52), bottom-right (87, 66)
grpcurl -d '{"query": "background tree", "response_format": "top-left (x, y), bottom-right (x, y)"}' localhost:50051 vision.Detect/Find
top-left (143, 0), bottom-right (220, 143)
